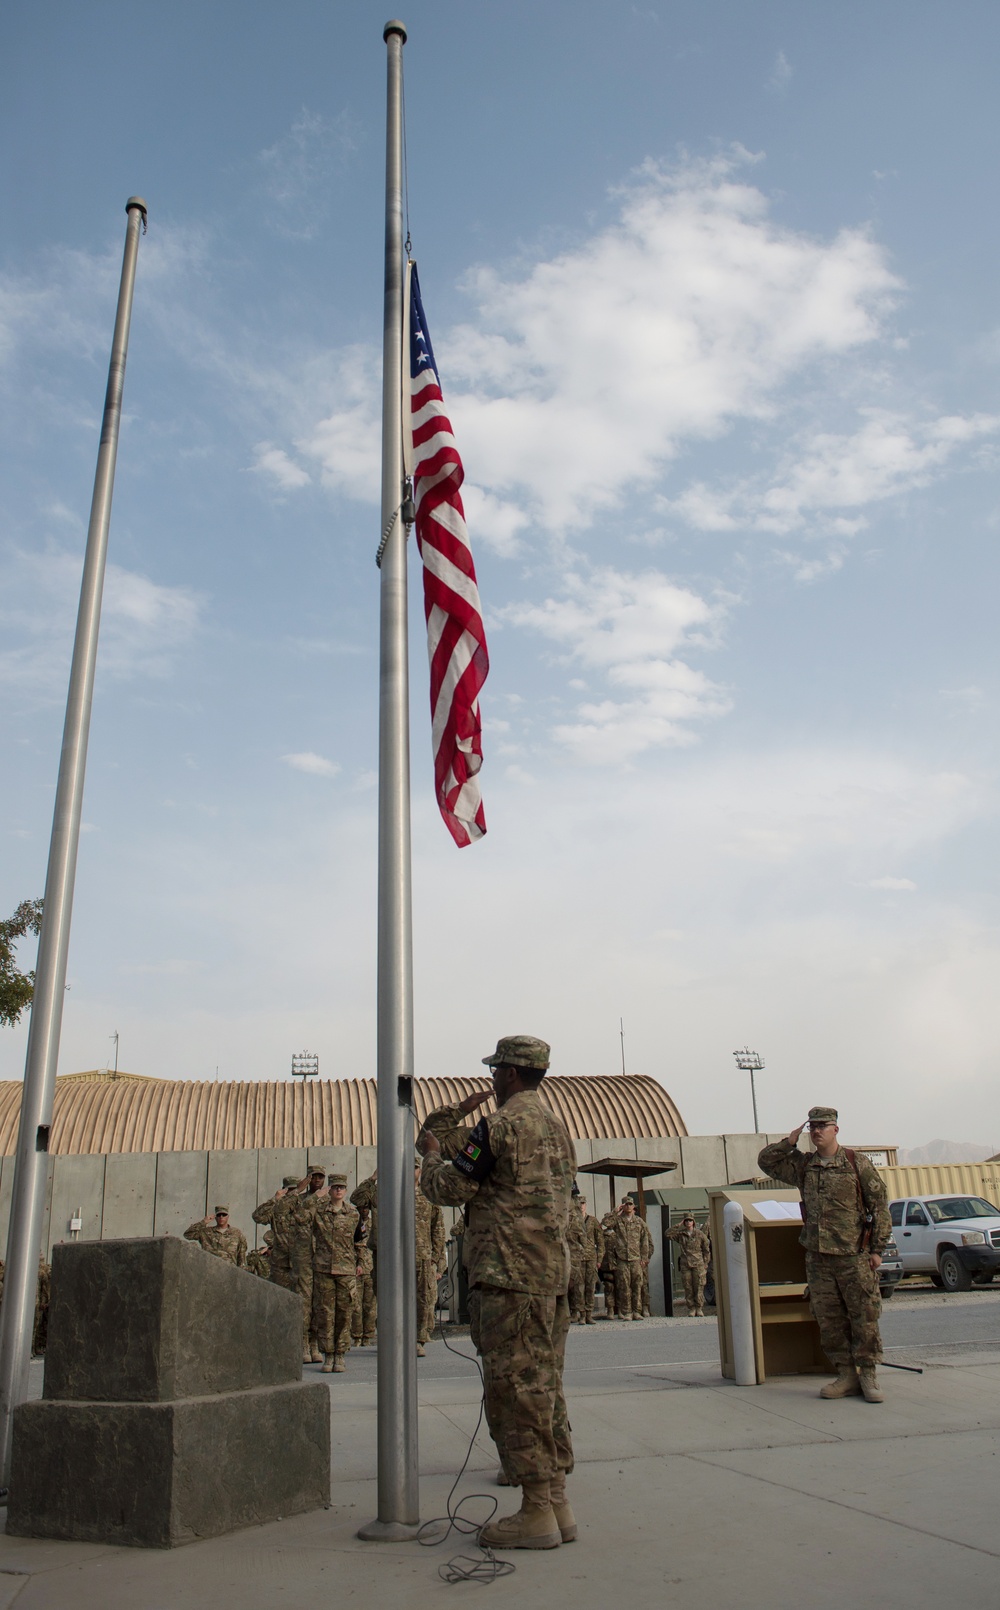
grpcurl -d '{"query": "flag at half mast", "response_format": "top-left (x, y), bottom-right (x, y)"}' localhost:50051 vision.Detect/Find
top-left (405, 261), bottom-right (489, 846)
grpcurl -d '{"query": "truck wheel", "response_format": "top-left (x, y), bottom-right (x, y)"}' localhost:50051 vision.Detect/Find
top-left (879, 1285), bottom-right (895, 1300)
top-left (938, 1251), bottom-right (972, 1293)
top-left (972, 1272), bottom-right (994, 1285)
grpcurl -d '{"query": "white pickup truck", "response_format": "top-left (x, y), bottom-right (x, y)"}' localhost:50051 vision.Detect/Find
top-left (888, 1193), bottom-right (1000, 1292)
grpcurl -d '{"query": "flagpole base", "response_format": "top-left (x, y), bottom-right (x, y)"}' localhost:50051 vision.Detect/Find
top-left (357, 1517), bottom-right (421, 1542)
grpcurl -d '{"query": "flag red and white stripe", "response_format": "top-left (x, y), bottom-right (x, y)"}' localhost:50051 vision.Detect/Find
top-left (406, 261), bottom-right (488, 846)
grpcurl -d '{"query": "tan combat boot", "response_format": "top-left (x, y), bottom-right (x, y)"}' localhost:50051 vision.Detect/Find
top-left (548, 1473), bottom-right (577, 1543)
top-left (858, 1366), bottom-right (884, 1403)
top-left (416, 1342), bottom-right (426, 1357)
top-left (819, 1365), bottom-right (861, 1398)
top-left (332, 1354), bottom-right (346, 1373)
top-left (310, 1345), bottom-right (323, 1363)
top-left (321, 1353), bottom-right (335, 1373)
top-left (479, 1481), bottom-right (561, 1550)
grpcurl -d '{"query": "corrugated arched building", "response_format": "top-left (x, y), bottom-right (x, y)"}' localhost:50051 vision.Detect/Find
top-left (0, 1070), bottom-right (695, 1258)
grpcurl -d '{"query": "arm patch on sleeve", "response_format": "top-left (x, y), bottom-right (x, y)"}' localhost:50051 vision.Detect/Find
top-left (451, 1117), bottom-right (497, 1183)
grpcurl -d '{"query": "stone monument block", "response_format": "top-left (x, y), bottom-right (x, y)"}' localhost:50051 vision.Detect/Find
top-left (7, 1237), bottom-right (330, 1547)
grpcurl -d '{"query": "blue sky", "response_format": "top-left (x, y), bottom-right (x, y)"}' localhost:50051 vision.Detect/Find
top-left (3, 2), bottom-right (1000, 1149)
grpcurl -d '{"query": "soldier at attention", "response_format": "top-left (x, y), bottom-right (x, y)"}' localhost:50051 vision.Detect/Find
top-left (566, 1187), bottom-right (588, 1323)
top-left (758, 1107), bottom-right (891, 1402)
top-left (418, 1034), bottom-right (576, 1552)
top-left (311, 1172), bottom-right (363, 1373)
top-left (578, 1197), bottom-right (604, 1324)
top-left (183, 1205), bottom-right (248, 1268)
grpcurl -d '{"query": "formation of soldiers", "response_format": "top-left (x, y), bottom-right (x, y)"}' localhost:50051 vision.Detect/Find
top-left (184, 1170), bottom-right (713, 1351)
top-left (183, 1159), bottom-right (446, 1372)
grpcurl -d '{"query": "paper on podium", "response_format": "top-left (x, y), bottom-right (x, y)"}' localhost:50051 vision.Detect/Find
top-left (754, 1200), bottom-right (803, 1221)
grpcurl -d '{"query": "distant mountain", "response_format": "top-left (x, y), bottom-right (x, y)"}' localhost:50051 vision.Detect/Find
top-left (897, 1140), bottom-right (994, 1166)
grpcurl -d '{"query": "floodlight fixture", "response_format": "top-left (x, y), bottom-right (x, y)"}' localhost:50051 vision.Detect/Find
top-left (291, 1050), bottom-right (319, 1080)
top-left (733, 1046), bottom-right (764, 1132)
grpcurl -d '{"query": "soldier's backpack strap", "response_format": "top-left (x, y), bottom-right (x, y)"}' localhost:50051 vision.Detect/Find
top-left (844, 1148), bottom-right (875, 1253)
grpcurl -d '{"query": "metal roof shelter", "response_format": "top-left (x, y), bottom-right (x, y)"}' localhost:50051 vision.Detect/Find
top-left (0, 1071), bottom-right (688, 1156)
top-left (578, 1156), bottom-right (678, 1220)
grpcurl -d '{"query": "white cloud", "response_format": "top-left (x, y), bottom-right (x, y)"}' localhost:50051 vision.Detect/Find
top-left (298, 347), bottom-right (381, 502)
top-left (867, 876), bottom-right (917, 891)
top-left (442, 150), bottom-right (899, 531)
top-left (281, 751), bottom-right (340, 777)
top-left (251, 442), bottom-right (311, 490)
top-left (768, 51), bottom-right (793, 92)
top-left (0, 549), bottom-right (204, 695)
top-left (503, 565), bottom-right (731, 762)
top-left (257, 109), bottom-right (359, 240)
top-left (671, 410), bottom-right (1000, 540)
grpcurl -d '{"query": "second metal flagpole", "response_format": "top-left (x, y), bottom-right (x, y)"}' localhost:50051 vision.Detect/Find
top-left (358, 20), bottom-right (420, 1540)
top-left (0, 197), bottom-right (147, 1488)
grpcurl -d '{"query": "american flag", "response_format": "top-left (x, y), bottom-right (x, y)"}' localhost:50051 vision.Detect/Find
top-left (406, 263), bottom-right (489, 846)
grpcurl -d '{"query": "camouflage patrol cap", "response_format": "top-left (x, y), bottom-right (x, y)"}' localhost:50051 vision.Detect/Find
top-left (681, 1211), bottom-right (696, 1222)
top-left (327, 1173), bottom-right (348, 1187)
top-left (808, 1106), bottom-right (838, 1125)
top-left (282, 1175), bottom-right (300, 1188)
top-left (482, 1034), bottom-right (551, 1071)
top-left (214, 1205), bottom-right (229, 1214)
top-left (308, 1164), bottom-right (326, 1176)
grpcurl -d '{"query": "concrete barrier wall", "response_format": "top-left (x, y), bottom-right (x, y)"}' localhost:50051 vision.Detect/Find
top-left (0, 1133), bottom-right (778, 1261)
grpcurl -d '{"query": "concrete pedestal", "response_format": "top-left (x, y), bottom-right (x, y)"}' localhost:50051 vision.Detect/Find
top-left (7, 1237), bottom-right (330, 1547)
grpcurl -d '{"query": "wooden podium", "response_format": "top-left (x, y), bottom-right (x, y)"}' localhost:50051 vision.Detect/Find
top-left (708, 1187), bottom-right (832, 1383)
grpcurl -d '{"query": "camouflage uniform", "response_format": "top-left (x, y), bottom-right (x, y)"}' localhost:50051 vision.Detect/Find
top-left (246, 1246), bottom-right (271, 1278)
top-left (352, 1233), bottom-right (377, 1343)
top-left (757, 1135), bottom-right (890, 1369)
top-left (350, 1175), bottom-right (378, 1273)
top-left (420, 1085), bottom-right (576, 1488)
top-left (415, 1187), bottom-right (446, 1345)
top-left (580, 1213), bottom-right (605, 1323)
top-left (613, 1213), bottom-right (652, 1319)
top-left (253, 1181), bottom-right (318, 1354)
top-left (665, 1220), bottom-right (711, 1314)
top-left (311, 1196), bottom-right (361, 1359)
top-left (183, 1219), bottom-right (248, 1268)
top-left (599, 1212), bottom-right (619, 1315)
top-left (566, 1202), bottom-right (589, 1321)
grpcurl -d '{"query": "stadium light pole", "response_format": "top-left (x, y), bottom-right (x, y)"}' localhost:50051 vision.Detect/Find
top-left (733, 1047), bottom-right (764, 1133)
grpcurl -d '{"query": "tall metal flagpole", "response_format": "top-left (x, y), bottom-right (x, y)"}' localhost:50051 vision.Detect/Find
top-left (0, 198), bottom-right (147, 1487)
top-left (358, 21), bottom-right (420, 1540)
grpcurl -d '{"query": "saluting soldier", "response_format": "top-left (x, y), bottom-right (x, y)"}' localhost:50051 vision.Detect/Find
top-left (419, 1034), bottom-right (577, 1551)
top-left (351, 1208), bottom-right (377, 1346)
top-left (665, 1212), bottom-right (711, 1316)
top-left (758, 1107), bottom-right (891, 1402)
top-left (599, 1209), bottom-right (619, 1316)
top-left (415, 1164), bottom-right (446, 1356)
top-left (183, 1205), bottom-right (248, 1268)
top-left (613, 1198), bottom-right (652, 1320)
top-left (253, 1174), bottom-right (319, 1364)
top-left (246, 1229), bottom-right (273, 1279)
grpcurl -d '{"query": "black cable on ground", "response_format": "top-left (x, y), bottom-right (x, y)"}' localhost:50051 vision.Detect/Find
top-left (414, 1287), bottom-right (515, 1583)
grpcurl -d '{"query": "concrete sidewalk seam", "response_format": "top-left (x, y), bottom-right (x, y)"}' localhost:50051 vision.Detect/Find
top-left (683, 1447), bottom-right (1000, 1561)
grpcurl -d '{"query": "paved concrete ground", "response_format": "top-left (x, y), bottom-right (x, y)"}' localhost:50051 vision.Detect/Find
top-left (2, 1294), bottom-right (997, 1609)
